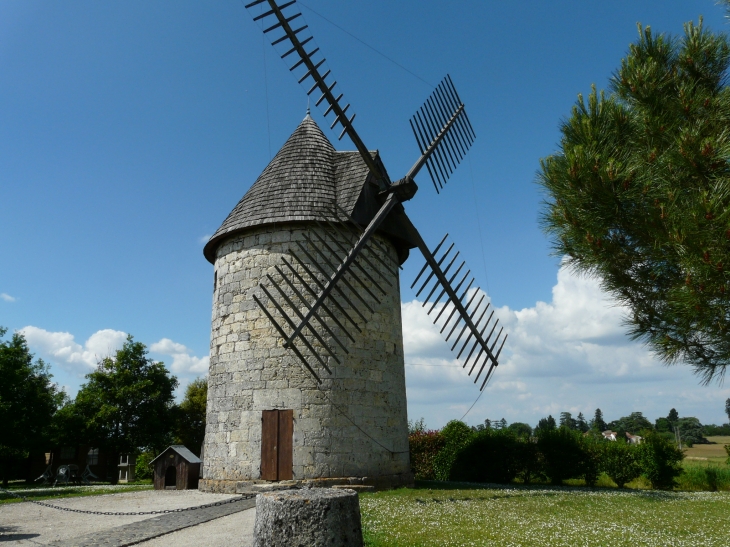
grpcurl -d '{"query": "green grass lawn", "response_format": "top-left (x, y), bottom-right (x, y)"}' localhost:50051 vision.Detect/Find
top-left (0, 481), bottom-right (153, 505)
top-left (360, 481), bottom-right (730, 547)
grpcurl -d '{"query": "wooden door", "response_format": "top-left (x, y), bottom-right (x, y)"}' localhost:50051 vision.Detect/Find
top-left (260, 409), bottom-right (293, 480)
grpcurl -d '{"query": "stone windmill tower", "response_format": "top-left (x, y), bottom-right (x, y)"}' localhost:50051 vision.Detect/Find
top-left (200, 114), bottom-right (415, 492)
top-left (199, 0), bottom-right (508, 493)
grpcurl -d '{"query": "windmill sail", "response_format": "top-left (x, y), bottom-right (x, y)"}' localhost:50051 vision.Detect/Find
top-left (408, 76), bottom-right (476, 193)
top-left (409, 230), bottom-right (507, 391)
top-left (245, 0), bottom-right (389, 187)
top-left (245, 0), bottom-right (506, 390)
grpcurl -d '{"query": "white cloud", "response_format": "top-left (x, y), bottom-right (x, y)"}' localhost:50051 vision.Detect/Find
top-left (151, 338), bottom-right (209, 375)
top-left (1, 293), bottom-right (16, 302)
top-left (20, 326), bottom-right (128, 373)
top-left (402, 266), bottom-right (730, 430)
top-left (198, 234), bottom-right (212, 244)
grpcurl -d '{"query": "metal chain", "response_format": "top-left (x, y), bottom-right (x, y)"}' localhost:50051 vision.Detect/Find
top-left (0, 487), bottom-right (255, 516)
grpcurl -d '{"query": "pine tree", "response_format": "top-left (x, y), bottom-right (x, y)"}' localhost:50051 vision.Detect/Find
top-left (725, 398), bottom-right (730, 422)
top-left (668, 408), bottom-right (680, 425)
top-left (577, 412), bottom-right (589, 432)
top-left (592, 408), bottom-right (607, 432)
top-left (539, 17), bottom-right (730, 383)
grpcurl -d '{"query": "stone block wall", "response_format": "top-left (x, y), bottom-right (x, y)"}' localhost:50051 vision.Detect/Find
top-left (199, 224), bottom-right (411, 492)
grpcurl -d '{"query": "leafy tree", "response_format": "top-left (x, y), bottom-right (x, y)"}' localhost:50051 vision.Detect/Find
top-left (0, 328), bottom-right (64, 486)
top-left (591, 408), bottom-right (607, 432)
top-left (725, 398), bottom-right (730, 421)
top-left (496, 418), bottom-right (508, 430)
top-left (173, 377), bottom-right (207, 456)
top-left (609, 412), bottom-right (654, 437)
top-left (655, 417), bottom-right (672, 433)
top-left (507, 422), bottom-right (533, 438)
top-left (538, 18), bottom-right (730, 383)
top-left (675, 417), bottom-right (706, 446)
top-left (73, 335), bottom-right (178, 477)
top-left (703, 423), bottom-right (730, 435)
top-left (535, 415), bottom-right (557, 435)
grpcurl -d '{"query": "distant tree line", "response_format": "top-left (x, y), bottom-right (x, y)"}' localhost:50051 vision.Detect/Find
top-left (436, 402), bottom-right (730, 449)
top-left (409, 420), bottom-right (685, 490)
top-left (0, 327), bottom-right (208, 485)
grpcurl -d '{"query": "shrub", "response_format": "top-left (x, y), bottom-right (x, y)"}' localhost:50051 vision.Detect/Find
top-left (536, 428), bottom-right (585, 485)
top-left (638, 432), bottom-right (684, 490)
top-left (678, 463), bottom-right (730, 491)
top-left (515, 440), bottom-right (544, 484)
top-left (135, 451), bottom-right (154, 481)
top-left (725, 444), bottom-right (730, 465)
top-left (580, 436), bottom-right (603, 487)
top-left (432, 421), bottom-right (474, 481)
top-left (450, 430), bottom-right (520, 484)
top-left (601, 441), bottom-right (641, 488)
top-left (409, 430), bottom-right (445, 480)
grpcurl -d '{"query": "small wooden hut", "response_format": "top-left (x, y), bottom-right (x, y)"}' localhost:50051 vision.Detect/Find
top-left (151, 445), bottom-right (201, 490)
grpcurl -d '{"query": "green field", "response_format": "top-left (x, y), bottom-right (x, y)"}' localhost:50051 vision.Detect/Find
top-left (360, 482), bottom-right (730, 547)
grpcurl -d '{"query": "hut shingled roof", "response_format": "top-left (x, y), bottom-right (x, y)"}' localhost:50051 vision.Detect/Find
top-left (203, 114), bottom-right (413, 264)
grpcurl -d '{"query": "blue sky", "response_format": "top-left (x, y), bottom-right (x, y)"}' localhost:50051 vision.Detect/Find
top-left (2, 1), bottom-right (729, 429)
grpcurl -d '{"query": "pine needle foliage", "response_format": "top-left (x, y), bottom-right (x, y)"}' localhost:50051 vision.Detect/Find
top-left (539, 19), bottom-right (730, 383)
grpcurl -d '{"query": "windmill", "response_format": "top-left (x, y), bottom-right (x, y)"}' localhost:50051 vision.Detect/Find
top-left (199, 0), bottom-right (506, 493)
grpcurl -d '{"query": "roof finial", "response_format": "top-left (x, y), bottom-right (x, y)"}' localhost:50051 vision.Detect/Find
top-left (306, 97), bottom-right (311, 117)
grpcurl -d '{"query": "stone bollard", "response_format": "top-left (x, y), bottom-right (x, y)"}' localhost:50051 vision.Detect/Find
top-left (253, 487), bottom-right (364, 547)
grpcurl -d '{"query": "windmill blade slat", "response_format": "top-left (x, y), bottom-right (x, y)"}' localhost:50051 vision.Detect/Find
top-left (289, 253), bottom-right (361, 332)
top-left (415, 243), bottom-right (453, 297)
top-left (474, 327), bottom-right (503, 382)
top-left (480, 335), bottom-right (508, 389)
top-left (422, 251), bottom-right (460, 307)
top-left (294, 241), bottom-right (368, 324)
top-left (428, 261), bottom-right (465, 315)
top-left (331, 205), bottom-right (399, 274)
top-left (457, 303), bottom-right (490, 359)
top-left (451, 293), bottom-right (484, 352)
top-left (257, 284), bottom-right (331, 374)
top-left (314, 221), bottom-right (388, 296)
top-left (246, 0), bottom-right (389, 186)
top-left (406, 75), bottom-right (475, 191)
top-left (266, 274), bottom-right (341, 364)
top-left (252, 295), bottom-right (322, 383)
top-left (321, 218), bottom-right (393, 288)
top-left (408, 231), bottom-right (506, 391)
top-left (440, 278), bottom-right (473, 334)
top-left (448, 293), bottom-right (483, 347)
top-left (434, 269), bottom-right (470, 324)
top-left (274, 265), bottom-right (349, 353)
top-left (304, 231), bottom-right (380, 309)
top-left (281, 258), bottom-right (356, 343)
top-left (280, 194), bottom-right (399, 346)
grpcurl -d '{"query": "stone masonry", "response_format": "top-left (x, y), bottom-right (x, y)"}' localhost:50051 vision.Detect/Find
top-left (199, 224), bottom-right (411, 493)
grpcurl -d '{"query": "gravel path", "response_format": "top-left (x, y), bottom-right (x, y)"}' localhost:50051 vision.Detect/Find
top-left (0, 490), bottom-right (254, 546)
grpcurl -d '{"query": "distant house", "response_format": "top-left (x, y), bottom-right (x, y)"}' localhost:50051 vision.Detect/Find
top-left (151, 445), bottom-right (201, 490)
top-left (602, 430), bottom-right (617, 441)
top-left (626, 432), bottom-right (643, 445)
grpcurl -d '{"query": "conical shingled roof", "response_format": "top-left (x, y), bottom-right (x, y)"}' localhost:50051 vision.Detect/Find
top-left (204, 115), bottom-right (383, 263)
